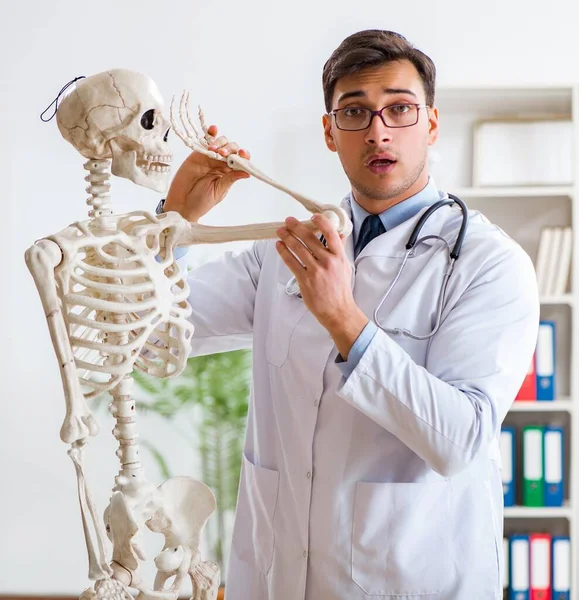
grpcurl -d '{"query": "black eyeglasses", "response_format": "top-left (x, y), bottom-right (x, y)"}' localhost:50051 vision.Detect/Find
top-left (329, 103), bottom-right (428, 131)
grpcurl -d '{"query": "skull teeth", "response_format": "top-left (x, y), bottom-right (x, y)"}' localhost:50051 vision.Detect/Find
top-left (143, 154), bottom-right (172, 164)
top-left (139, 154), bottom-right (172, 173)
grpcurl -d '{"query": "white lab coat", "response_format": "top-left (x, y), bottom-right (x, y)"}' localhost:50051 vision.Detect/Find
top-left (187, 196), bottom-right (540, 600)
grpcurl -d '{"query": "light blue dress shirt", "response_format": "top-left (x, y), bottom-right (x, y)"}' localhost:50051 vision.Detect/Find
top-left (336, 178), bottom-right (443, 378)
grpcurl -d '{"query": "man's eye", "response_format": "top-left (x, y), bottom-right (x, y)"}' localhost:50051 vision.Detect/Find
top-left (344, 108), bottom-right (365, 117)
top-left (392, 104), bottom-right (411, 113)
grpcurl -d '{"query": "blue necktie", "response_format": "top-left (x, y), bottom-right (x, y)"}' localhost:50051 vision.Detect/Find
top-left (355, 214), bottom-right (386, 257)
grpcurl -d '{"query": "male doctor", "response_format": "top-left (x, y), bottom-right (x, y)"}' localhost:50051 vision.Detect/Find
top-left (160, 30), bottom-right (540, 600)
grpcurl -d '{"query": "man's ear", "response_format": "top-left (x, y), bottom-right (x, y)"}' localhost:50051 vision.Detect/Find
top-left (427, 106), bottom-right (439, 146)
top-left (322, 114), bottom-right (337, 152)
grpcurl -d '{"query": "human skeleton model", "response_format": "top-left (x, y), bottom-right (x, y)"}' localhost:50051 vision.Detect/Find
top-left (25, 69), bottom-right (352, 600)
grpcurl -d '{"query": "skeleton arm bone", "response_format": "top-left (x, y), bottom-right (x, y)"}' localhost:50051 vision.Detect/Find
top-left (25, 238), bottom-right (99, 444)
top-left (225, 152), bottom-right (341, 218)
top-left (169, 96), bottom-right (353, 245)
top-left (175, 217), bottom-right (321, 246)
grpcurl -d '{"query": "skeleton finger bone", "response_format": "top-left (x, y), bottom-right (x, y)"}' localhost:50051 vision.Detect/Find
top-left (170, 96), bottom-right (220, 161)
top-left (196, 103), bottom-right (214, 144)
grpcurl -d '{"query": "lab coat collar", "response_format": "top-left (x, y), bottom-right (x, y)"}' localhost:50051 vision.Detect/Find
top-left (339, 189), bottom-right (459, 263)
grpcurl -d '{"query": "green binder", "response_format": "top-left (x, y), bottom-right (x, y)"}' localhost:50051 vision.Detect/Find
top-left (523, 425), bottom-right (545, 507)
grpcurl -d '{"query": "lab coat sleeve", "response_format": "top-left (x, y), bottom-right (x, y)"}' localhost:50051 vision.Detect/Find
top-left (335, 321), bottom-right (379, 378)
top-left (336, 246), bottom-right (540, 477)
top-left (186, 240), bottom-right (269, 357)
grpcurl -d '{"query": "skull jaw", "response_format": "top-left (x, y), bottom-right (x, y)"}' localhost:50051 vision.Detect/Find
top-left (110, 139), bottom-right (170, 194)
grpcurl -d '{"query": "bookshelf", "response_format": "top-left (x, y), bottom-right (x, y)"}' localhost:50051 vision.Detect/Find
top-left (434, 84), bottom-right (579, 598)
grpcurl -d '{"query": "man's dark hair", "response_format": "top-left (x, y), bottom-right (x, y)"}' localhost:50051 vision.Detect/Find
top-left (322, 30), bottom-right (436, 113)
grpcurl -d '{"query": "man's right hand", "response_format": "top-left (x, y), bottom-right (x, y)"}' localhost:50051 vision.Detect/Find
top-left (163, 124), bottom-right (251, 222)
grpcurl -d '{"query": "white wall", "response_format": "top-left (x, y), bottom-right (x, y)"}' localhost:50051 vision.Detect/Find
top-left (2, 0), bottom-right (579, 593)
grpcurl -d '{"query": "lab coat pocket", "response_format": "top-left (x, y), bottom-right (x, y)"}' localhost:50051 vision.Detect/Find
top-left (232, 453), bottom-right (280, 576)
top-left (352, 481), bottom-right (451, 597)
top-left (265, 281), bottom-right (309, 367)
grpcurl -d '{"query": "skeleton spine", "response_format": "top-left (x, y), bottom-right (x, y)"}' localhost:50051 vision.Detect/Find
top-left (84, 159), bottom-right (115, 228)
top-left (109, 374), bottom-right (141, 468)
top-left (105, 297), bottom-right (142, 471)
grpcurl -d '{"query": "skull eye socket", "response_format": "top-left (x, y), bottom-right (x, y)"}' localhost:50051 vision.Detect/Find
top-left (140, 109), bottom-right (155, 130)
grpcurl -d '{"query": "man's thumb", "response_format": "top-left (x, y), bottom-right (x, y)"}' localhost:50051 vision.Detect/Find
top-left (215, 170), bottom-right (250, 197)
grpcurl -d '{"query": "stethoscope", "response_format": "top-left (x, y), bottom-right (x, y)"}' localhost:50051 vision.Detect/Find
top-left (285, 193), bottom-right (469, 340)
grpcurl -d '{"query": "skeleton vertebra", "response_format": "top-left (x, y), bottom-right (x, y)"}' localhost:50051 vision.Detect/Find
top-left (27, 69), bottom-right (352, 600)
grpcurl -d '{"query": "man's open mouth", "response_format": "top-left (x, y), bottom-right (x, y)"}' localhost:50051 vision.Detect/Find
top-left (368, 158), bottom-right (396, 167)
top-left (366, 157), bottom-right (397, 173)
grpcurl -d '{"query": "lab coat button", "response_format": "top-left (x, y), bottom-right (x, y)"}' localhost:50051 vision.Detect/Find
top-left (313, 399), bottom-right (319, 407)
top-left (303, 550), bottom-right (307, 558)
top-left (307, 471), bottom-right (312, 479)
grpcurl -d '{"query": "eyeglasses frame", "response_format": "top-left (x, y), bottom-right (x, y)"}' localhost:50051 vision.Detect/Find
top-left (329, 103), bottom-right (430, 131)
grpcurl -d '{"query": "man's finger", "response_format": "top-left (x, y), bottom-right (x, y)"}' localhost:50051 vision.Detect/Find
top-left (276, 241), bottom-right (306, 276)
top-left (313, 213), bottom-right (344, 254)
top-left (284, 217), bottom-right (328, 262)
top-left (277, 227), bottom-right (317, 270)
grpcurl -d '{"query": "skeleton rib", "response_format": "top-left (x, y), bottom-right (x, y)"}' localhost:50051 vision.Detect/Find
top-left (67, 311), bottom-right (155, 332)
top-left (69, 272), bottom-right (156, 295)
top-left (93, 246), bottom-right (142, 266)
top-left (76, 358), bottom-right (131, 375)
top-left (71, 332), bottom-right (147, 354)
top-left (65, 294), bottom-right (160, 313)
top-left (73, 261), bottom-right (149, 278)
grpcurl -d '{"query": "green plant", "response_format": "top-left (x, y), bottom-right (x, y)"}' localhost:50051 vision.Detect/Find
top-left (131, 349), bottom-right (251, 573)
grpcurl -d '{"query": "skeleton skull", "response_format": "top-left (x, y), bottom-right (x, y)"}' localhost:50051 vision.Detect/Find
top-left (56, 69), bottom-right (172, 193)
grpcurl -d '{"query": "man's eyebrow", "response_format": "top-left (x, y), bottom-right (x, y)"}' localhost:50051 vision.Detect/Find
top-left (336, 88), bottom-right (417, 104)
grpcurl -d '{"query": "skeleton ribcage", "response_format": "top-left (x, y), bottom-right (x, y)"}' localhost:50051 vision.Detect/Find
top-left (50, 212), bottom-right (194, 399)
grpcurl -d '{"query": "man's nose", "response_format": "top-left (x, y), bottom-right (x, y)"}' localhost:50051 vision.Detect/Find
top-left (364, 113), bottom-right (393, 145)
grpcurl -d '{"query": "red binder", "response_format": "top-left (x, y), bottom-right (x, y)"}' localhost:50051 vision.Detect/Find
top-left (530, 532), bottom-right (552, 600)
top-left (516, 352), bottom-right (537, 401)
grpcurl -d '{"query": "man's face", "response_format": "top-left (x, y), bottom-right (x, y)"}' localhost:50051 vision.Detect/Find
top-left (323, 59), bottom-right (439, 210)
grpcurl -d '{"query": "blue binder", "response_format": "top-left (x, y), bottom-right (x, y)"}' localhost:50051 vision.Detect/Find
top-left (509, 534), bottom-right (530, 600)
top-left (552, 536), bottom-right (570, 599)
top-left (501, 426), bottom-right (516, 507)
top-left (536, 320), bottom-right (555, 401)
top-left (544, 425), bottom-right (564, 507)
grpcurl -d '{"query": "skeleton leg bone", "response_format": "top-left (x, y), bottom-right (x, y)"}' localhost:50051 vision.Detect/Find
top-left (68, 441), bottom-right (113, 580)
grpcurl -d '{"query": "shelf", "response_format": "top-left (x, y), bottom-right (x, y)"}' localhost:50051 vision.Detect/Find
top-left (453, 186), bottom-right (574, 199)
top-left (510, 399), bottom-right (573, 412)
top-left (540, 295), bottom-right (573, 306)
top-left (504, 506), bottom-right (573, 519)
top-left (435, 83), bottom-right (579, 600)
top-left (435, 85), bottom-right (573, 115)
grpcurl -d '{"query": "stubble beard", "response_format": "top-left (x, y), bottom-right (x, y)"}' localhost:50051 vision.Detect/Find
top-left (345, 152), bottom-right (428, 203)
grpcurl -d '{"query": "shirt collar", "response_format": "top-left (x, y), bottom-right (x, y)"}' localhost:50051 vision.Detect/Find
top-left (349, 177), bottom-right (443, 245)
